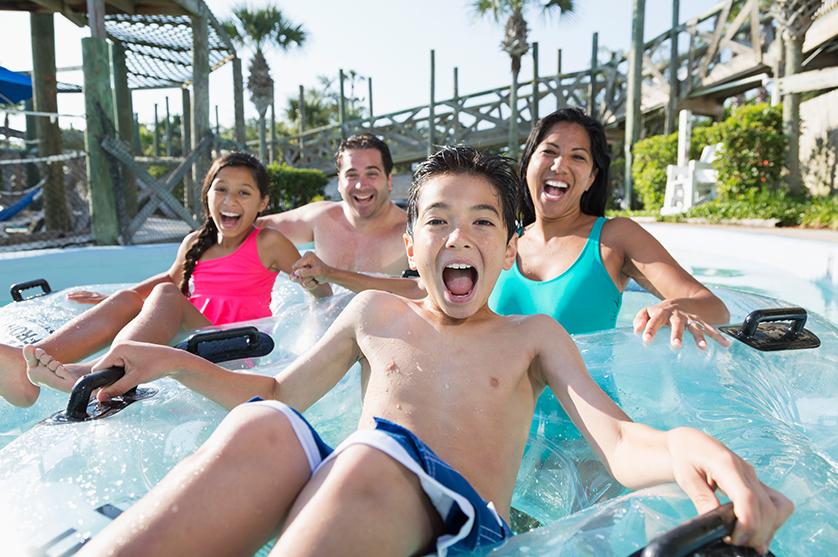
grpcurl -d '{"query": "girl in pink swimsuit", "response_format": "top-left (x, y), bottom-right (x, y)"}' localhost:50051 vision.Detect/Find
top-left (5, 153), bottom-right (330, 404)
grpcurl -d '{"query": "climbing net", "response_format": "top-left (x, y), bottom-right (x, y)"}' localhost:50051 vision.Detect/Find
top-left (104, 14), bottom-right (234, 90)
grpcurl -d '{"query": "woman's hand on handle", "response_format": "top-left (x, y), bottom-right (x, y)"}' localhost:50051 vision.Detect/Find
top-left (634, 300), bottom-right (731, 349)
top-left (667, 427), bottom-right (794, 555)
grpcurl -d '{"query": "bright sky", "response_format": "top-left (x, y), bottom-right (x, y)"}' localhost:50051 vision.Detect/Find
top-left (0, 0), bottom-right (719, 131)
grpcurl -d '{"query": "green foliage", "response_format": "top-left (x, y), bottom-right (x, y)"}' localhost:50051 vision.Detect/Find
top-left (684, 189), bottom-right (806, 227)
top-left (266, 163), bottom-right (328, 211)
top-left (225, 4), bottom-right (306, 50)
top-left (631, 132), bottom-right (677, 210)
top-left (713, 103), bottom-right (785, 198)
top-left (800, 195), bottom-right (838, 230)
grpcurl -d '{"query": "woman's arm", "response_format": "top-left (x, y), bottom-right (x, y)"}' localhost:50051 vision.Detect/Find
top-left (608, 218), bottom-right (730, 348)
top-left (291, 252), bottom-right (426, 299)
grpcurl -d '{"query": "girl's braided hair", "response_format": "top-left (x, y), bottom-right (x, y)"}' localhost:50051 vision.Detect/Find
top-left (179, 152), bottom-right (270, 294)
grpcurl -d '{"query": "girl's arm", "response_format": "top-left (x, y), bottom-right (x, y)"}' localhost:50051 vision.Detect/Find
top-left (607, 218), bottom-right (730, 348)
top-left (259, 228), bottom-right (331, 298)
top-left (532, 315), bottom-right (792, 553)
top-left (94, 292), bottom-right (370, 410)
top-left (291, 252), bottom-right (426, 299)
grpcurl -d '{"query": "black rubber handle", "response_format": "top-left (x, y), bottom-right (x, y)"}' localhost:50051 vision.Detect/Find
top-left (638, 503), bottom-right (735, 557)
top-left (10, 278), bottom-right (52, 302)
top-left (185, 326), bottom-right (260, 354)
top-left (65, 367), bottom-right (125, 421)
top-left (741, 307), bottom-right (807, 338)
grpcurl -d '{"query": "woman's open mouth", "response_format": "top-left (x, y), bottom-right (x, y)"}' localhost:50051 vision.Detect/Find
top-left (542, 180), bottom-right (569, 202)
top-left (442, 263), bottom-right (478, 302)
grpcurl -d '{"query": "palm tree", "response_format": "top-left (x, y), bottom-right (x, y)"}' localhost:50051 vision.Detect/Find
top-left (769, 0), bottom-right (823, 195)
top-left (223, 5), bottom-right (306, 162)
top-left (473, 0), bottom-right (574, 156)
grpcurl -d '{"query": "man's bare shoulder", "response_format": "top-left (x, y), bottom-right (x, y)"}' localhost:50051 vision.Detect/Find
top-left (262, 200), bottom-right (341, 224)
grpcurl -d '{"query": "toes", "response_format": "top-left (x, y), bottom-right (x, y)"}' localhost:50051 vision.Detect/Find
top-left (22, 344), bottom-right (38, 366)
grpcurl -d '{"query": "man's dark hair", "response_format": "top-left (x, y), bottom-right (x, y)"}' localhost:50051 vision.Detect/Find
top-left (518, 107), bottom-right (611, 225)
top-left (406, 146), bottom-right (518, 242)
top-left (335, 133), bottom-right (394, 176)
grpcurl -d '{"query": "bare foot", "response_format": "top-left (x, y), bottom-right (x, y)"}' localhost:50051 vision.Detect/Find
top-left (23, 345), bottom-right (90, 393)
top-left (0, 343), bottom-right (39, 407)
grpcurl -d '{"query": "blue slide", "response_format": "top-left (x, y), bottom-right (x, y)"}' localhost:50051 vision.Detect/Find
top-left (0, 186), bottom-right (41, 221)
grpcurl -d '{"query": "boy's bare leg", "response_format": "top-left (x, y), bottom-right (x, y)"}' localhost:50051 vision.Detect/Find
top-left (0, 290), bottom-right (143, 406)
top-left (44, 283), bottom-right (211, 380)
top-left (78, 403), bottom-right (313, 557)
top-left (274, 445), bottom-right (444, 557)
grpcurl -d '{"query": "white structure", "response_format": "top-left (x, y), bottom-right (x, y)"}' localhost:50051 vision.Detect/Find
top-left (661, 110), bottom-right (719, 215)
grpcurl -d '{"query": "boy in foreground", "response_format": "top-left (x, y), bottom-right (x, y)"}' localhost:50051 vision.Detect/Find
top-left (74, 147), bottom-right (791, 556)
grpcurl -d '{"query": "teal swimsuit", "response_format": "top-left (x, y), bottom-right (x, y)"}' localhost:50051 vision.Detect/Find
top-left (489, 217), bottom-right (622, 334)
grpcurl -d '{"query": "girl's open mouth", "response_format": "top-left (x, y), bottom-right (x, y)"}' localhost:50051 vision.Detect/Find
top-left (219, 211), bottom-right (241, 228)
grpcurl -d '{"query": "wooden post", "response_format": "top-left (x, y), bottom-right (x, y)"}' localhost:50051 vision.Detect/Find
top-left (86, 0), bottom-right (106, 39)
top-left (367, 77), bottom-right (374, 119)
top-left (232, 56), bottom-right (246, 148)
top-left (132, 112), bottom-right (141, 154)
top-left (623, 0), bottom-right (645, 210)
top-left (338, 69), bottom-right (346, 139)
top-left (556, 49), bottom-right (564, 109)
top-left (588, 32), bottom-right (599, 116)
top-left (215, 104), bottom-right (220, 139)
top-left (82, 36), bottom-right (119, 244)
top-left (30, 13), bottom-right (70, 232)
top-left (153, 103), bottom-right (160, 156)
top-left (191, 6), bottom-right (210, 211)
top-left (665, 0), bottom-right (680, 134)
top-left (508, 50), bottom-right (519, 157)
top-left (453, 66), bottom-right (460, 142)
top-left (298, 84), bottom-right (305, 157)
top-left (428, 49), bottom-right (435, 156)
top-left (181, 87), bottom-right (195, 214)
top-left (783, 33), bottom-right (803, 194)
top-left (532, 41), bottom-right (539, 122)
top-left (166, 96), bottom-right (173, 156)
top-left (110, 41), bottom-right (137, 217)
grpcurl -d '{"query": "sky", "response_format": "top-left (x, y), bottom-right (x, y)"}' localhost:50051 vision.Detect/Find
top-left (0, 0), bottom-right (720, 131)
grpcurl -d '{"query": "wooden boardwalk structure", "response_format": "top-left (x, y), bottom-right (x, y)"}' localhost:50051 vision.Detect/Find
top-left (276, 0), bottom-right (838, 173)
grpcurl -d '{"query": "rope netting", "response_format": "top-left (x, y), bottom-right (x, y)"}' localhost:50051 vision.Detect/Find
top-left (104, 14), bottom-right (234, 90)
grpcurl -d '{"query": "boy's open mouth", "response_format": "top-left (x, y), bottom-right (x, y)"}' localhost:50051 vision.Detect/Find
top-left (542, 179), bottom-right (569, 202)
top-left (220, 211), bottom-right (241, 227)
top-left (442, 263), bottom-right (478, 301)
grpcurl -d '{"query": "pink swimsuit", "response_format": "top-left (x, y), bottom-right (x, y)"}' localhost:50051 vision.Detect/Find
top-left (189, 227), bottom-right (278, 325)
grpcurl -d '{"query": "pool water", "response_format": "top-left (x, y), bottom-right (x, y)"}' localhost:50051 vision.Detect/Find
top-left (0, 274), bottom-right (835, 555)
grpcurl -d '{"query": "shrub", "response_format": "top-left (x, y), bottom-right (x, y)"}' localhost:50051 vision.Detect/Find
top-left (266, 162), bottom-right (328, 211)
top-left (685, 189), bottom-right (803, 226)
top-left (800, 195), bottom-right (838, 230)
top-left (713, 103), bottom-right (785, 199)
top-left (631, 132), bottom-right (677, 210)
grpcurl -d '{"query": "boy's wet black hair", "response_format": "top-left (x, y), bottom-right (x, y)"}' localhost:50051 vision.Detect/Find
top-left (518, 107), bottom-right (611, 225)
top-left (180, 152), bottom-right (270, 294)
top-left (406, 146), bottom-right (518, 242)
top-left (335, 133), bottom-right (394, 176)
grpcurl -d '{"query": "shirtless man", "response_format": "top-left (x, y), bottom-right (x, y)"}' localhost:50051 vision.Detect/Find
top-left (260, 132), bottom-right (408, 275)
top-left (73, 147), bottom-right (791, 557)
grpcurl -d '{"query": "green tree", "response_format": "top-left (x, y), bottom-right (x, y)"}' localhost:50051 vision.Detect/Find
top-left (285, 72), bottom-right (367, 131)
top-left (222, 4), bottom-right (307, 162)
top-left (472, 0), bottom-right (574, 156)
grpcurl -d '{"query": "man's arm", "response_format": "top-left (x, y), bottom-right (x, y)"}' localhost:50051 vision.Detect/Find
top-left (532, 315), bottom-right (792, 553)
top-left (93, 292), bottom-right (371, 410)
top-left (291, 252), bottom-right (426, 299)
top-left (257, 202), bottom-right (332, 245)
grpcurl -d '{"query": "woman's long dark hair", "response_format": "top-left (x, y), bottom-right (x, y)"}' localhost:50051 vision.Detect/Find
top-left (518, 107), bottom-right (611, 226)
top-left (179, 152), bottom-right (270, 294)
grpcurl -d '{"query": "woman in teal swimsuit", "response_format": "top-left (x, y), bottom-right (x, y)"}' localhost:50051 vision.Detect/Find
top-left (293, 108), bottom-right (730, 347)
top-left (490, 107), bottom-right (730, 346)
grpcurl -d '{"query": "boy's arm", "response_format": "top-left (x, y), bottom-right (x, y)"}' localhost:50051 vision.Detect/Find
top-left (257, 202), bottom-right (327, 245)
top-left (93, 293), bottom-right (368, 410)
top-left (291, 252), bottom-right (426, 299)
top-left (532, 315), bottom-right (792, 553)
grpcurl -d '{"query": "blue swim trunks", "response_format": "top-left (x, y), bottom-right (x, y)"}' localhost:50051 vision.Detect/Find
top-left (248, 400), bottom-right (511, 555)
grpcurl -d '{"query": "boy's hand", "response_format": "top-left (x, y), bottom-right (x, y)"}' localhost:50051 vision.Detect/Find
top-left (667, 427), bottom-right (793, 554)
top-left (66, 290), bottom-right (108, 305)
top-left (291, 252), bottom-right (334, 288)
top-left (634, 301), bottom-right (731, 350)
top-left (91, 341), bottom-right (184, 402)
